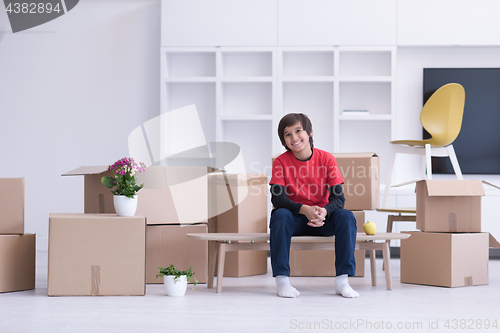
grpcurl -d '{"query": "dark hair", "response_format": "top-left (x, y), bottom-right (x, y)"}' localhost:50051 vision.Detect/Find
top-left (277, 113), bottom-right (314, 151)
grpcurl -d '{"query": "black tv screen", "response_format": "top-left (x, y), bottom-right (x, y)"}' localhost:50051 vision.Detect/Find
top-left (423, 68), bottom-right (500, 174)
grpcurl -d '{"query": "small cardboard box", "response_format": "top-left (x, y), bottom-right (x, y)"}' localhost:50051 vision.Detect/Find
top-left (209, 173), bottom-right (268, 277)
top-left (62, 166), bottom-right (216, 224)
top-left (0, 178), bottom-right (25, 234)
top-left (415, 179), bottom-right (485, 232)
top-left (290, 211), bottom-right (365, 277)
top-left (48, 214), bottom-right (146, 296)
top-left (271, 153), bottom-right (379, 211)
top-left (0, 234), bottom-right (35, 293)
top-left (333, 153), bottom-right (379, 211)
top-left (401, 231), bottom-right (489, 288)
top-left (146, 224), bottom-right (208, 284)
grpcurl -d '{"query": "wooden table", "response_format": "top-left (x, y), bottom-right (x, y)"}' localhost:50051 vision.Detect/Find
top-left (187, 232), bottom-right (411, 293)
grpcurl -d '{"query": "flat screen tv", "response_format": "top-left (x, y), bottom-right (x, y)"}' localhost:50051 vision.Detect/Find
top-left (423, 68), bottom-right (500, 174)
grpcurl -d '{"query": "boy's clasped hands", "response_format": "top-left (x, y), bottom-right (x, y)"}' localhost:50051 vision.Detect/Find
top-left (299, 205), bottom-right (327, 227)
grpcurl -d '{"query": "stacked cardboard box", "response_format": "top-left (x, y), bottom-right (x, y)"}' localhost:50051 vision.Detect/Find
top-left (272, 153), bottom-right (380, 277)
top-left (0, 178), bottom-right (36, 293)
top-left (208, 173), bottom-right (268, 277)
top-left (401, 180), bottom-right (491, 287)
top-left (63, 165), bottom-right (211, 285)
top-left (48, 213), bottom-right (146, 296)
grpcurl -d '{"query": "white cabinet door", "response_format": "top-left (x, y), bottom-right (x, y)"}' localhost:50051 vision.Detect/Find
top-left (398, 0), bottom-right (500, 46)
top-left (278, 0), bottom-right (397, 46)
top-left (161, 0), bottom-right (278, 46)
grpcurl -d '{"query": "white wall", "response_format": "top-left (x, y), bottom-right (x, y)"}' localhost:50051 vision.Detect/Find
top-left (0, 0), bottom-right (161, 250)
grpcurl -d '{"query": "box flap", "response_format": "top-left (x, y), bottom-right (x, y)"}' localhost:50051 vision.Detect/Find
top-left (208, 173), bottom-right (267, 186)
top-left (482, 181), bottom-right (500, 191)
top-left (333, 152), bottom-right (378, 158)
top-left (62, 166), bottom-right (109, 176)
top-left (490, 233), bottom-right (500, 248)
top-left (425, 180), bottom-right (485, 197)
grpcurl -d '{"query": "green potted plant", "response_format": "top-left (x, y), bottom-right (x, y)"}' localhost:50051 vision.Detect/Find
top-left (101, 157), bottom-right (146, 216)
top-left (156, 265), bottom-right (198, 296)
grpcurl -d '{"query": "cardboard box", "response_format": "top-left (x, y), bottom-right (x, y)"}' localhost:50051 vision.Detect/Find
top-left (401, 231), bottom-right (489, 288)
top-left (333, 153), bottom-right (379, 211)
top-left (415, 180), bottom-right (485, 232)
top-left (271, 153), bottom-right (379, 211)
top-left (63, 166), bottom-right (216, 224)
top-left (136, 166), bottom-right (215, 224)
top-left (146, 224), bottom-right (208, 284)
top-left (0, 234), bottom-right (35, 293)
top-left (290, 211), bottom-right (365, 277)
top-left (62, 166), bottom-right (115, 214)
top-left (0, 178), bottom-right (25, 234)
top-left (48, 214), bottom-right (146, 296)
top-left (209, 173), bottom-right (268, 277)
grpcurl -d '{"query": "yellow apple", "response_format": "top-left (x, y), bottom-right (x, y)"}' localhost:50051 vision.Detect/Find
top-left (363, 221), bottom-right (377, 235)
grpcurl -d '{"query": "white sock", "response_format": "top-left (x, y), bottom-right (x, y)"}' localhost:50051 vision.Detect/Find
top-left (276, 276), bottom-right (300, 298)
top-left (335, 274), bottom-right (359, 298)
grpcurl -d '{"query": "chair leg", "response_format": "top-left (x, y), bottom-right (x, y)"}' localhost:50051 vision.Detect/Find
top-left (447, 144), bottom-right (463, 180)
top-left (425, 144), bottom-right (433, 180)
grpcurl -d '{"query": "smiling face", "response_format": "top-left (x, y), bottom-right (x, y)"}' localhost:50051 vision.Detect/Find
top-left (283, 122), bottom-right (313, 160)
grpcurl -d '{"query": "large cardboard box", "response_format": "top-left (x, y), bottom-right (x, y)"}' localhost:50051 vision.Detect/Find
top-left (401, 231), bottom-right (489, 288)
top-left (146, 224), bottom-right (208, 284)
top-left (290, 211), bottom-right (365, 277)
top-left (0, 178), bottom-right (25, 234)
top-left (209, 173), bottom-right (268, 277)
top-left (48, 214), bottom-right (146, 296)
top-left (136, 166), bottom-right (215, 224)
top-left (62, 166), bottom-right (215, 224)
top-left (333, 153), bottom-right (379, 211)
top-left (415, 180), bottom-right (485, 232)
top-left (0, 234), bottom-right (35, 293)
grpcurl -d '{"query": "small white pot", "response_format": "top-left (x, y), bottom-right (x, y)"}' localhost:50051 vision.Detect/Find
top-left (113, 195), bottom-right (138, 217)
top-left (163, 275), bottom-right (188, 296)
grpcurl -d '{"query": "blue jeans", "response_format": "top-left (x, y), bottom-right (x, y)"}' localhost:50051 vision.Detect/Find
top-left (269, 208), bottom-right (357, 277)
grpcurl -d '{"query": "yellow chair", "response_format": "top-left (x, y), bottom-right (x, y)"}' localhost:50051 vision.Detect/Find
top-left (382, 83), bottom-right (466, 208)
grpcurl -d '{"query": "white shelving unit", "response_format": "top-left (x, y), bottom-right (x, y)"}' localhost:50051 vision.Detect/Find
top-left (161, 46), bottom-right (396, 179)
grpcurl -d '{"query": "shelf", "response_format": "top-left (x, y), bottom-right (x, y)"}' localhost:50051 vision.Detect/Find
top-left (282, 77), bottom-right (335, 82)
top-left (339, 76), bottom-right (392, 82)
top-left (339, 50), bottom-right (392, 76)
top-left (222, 82), bottom-right (272, 116)
top-left (164, 51), bottom-right (216, 77)
top-left (283, 51), bottom-right (334, 77)
top-left (339, 114), bottom-right (392, 121)
top-left (164, 77), bottom-right (216, 83)
top-left (222, 51), bottom-right (272, 77)
top-left (220, 115), bottom-right (273, 121)
top-left (221, 77), bottom-right (273, 82)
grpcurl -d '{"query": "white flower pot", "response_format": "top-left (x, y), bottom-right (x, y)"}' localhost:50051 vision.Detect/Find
top-left (163, 275), bottom-right (188, 296)
top-left (113, 195), bottom-right (138, 217)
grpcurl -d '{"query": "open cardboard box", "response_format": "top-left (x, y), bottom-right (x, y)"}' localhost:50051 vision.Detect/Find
top-left (62, 165), bottom-right (216, 224)
top-left (393, 179), bottom-right (500, 232)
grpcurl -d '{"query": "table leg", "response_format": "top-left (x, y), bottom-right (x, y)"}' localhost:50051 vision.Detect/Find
top-left (369, 249), bottom-right (377, 286)
top-left (216, 243), bottom-right (226, 293)
top-left (381, 241), bottom-right (392, 290)
top-left (207, 241), bottom-right (217, 289)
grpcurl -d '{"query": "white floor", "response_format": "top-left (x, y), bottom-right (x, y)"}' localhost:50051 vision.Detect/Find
top-left (0, 252), bottom-right (499, 333)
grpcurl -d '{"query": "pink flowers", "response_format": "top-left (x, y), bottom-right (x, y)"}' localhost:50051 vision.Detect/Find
top-left (101, 157), bottom-right (147, 198)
